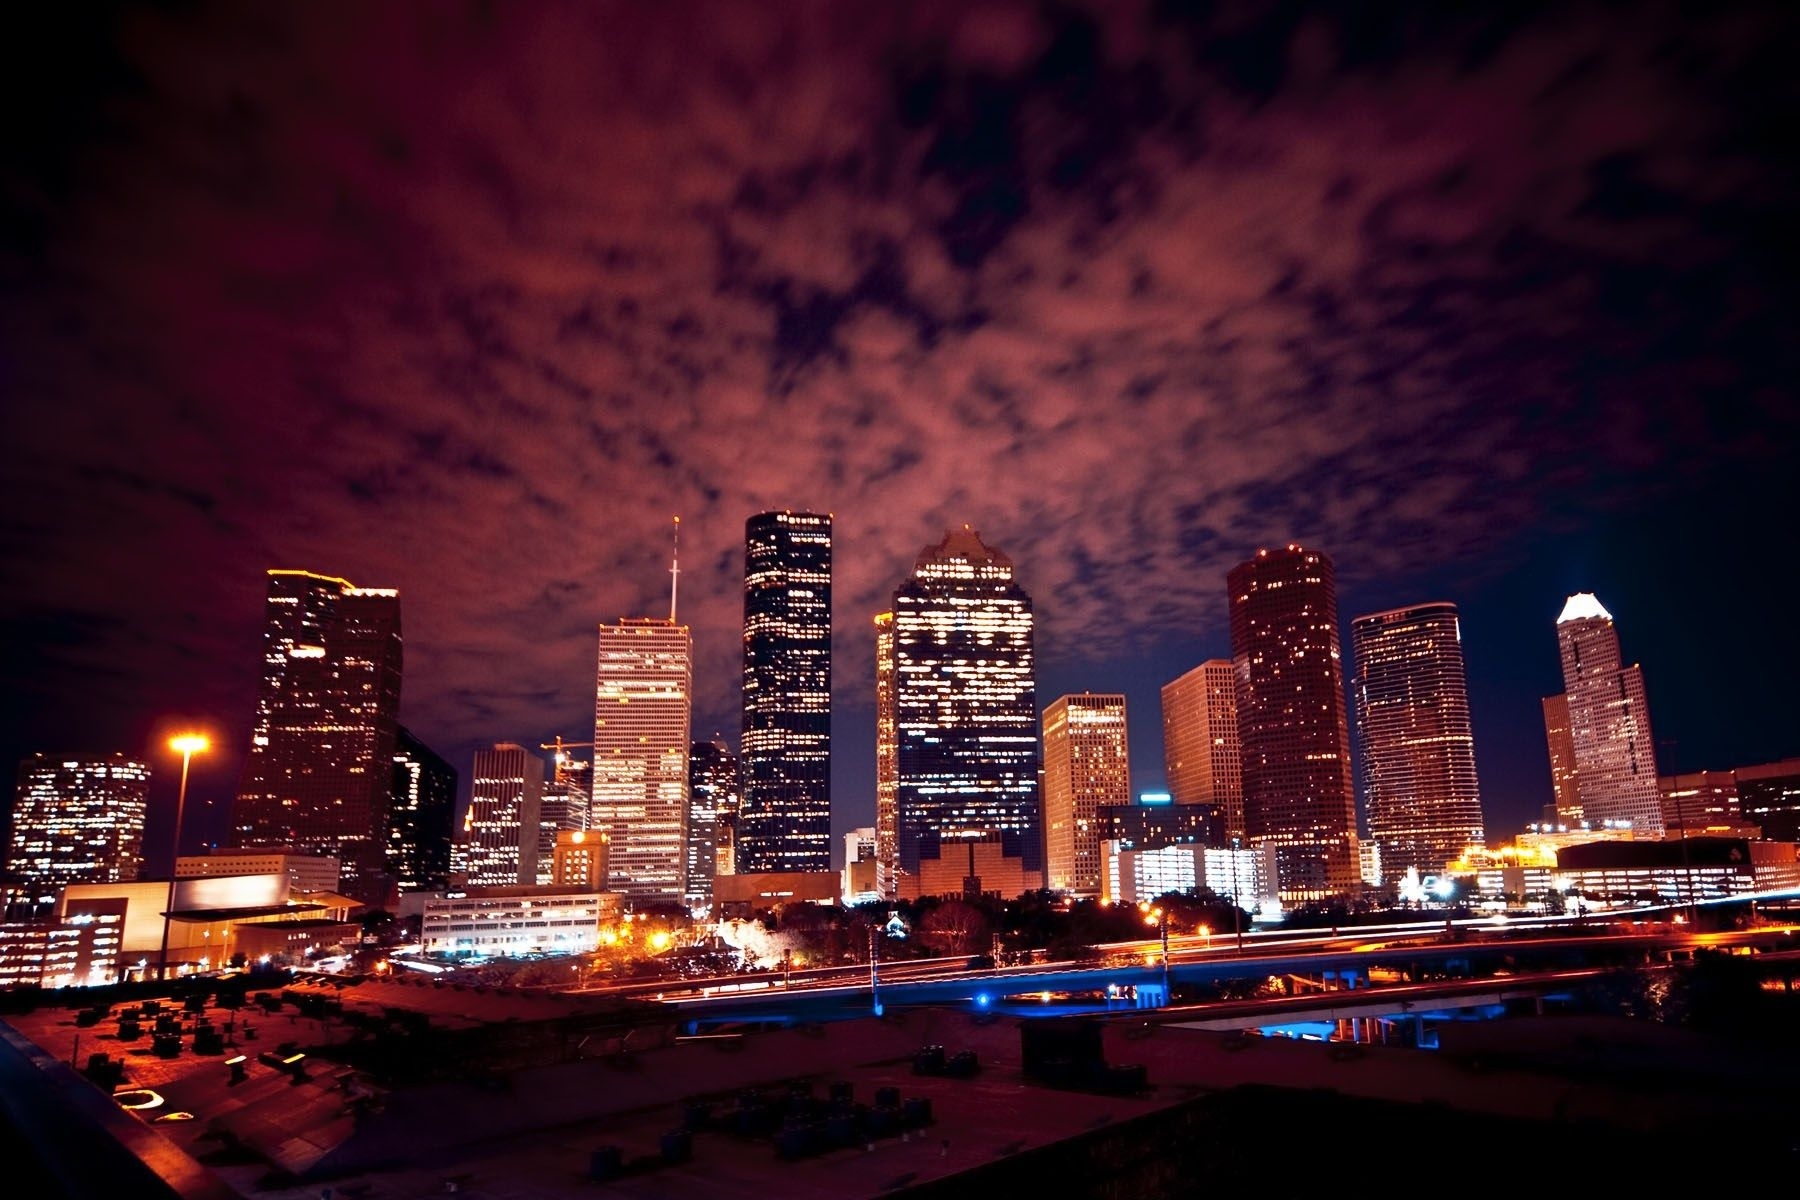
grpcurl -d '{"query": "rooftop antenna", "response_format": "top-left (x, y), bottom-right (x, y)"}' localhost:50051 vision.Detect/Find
top-left (669, 514), bottom-right (681, 622)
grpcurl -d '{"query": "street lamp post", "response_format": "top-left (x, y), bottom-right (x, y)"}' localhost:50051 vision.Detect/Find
top-left (1159, 909), bottom-right (1171, 1003)
top-left (1230, 838), bottom-right (1245, 952)
top-left (871, 910), bottom-right (907, 1017)
top-left (158, 734), bottom-right (209, 983)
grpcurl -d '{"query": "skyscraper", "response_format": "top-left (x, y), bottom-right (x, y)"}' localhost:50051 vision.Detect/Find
top-left (1042, 694), bottom-right (1130, 897)
top-left (536, 758), bottom-right (590, 885)
top-left (687, 737), bottom-right (740, 908)
top-left (452, 743), bottom-right (544, 887)
top-left (233, 570), bottom-right (403, 897)
top-left (1541, 693), bottom-right (1581, 824)
top-left (7, 753), bottom-right (150, 910)
top-left (1160, 660), bottom-right (1243, 838)
top-left (591, 618), bottom-right (692, 903)
top-left (874, 611), bottom-right (899, 899)
top-left (1351, 602), bottom-right (1485, 884)
top-left (737, 510), bottom-right (833, 873)
top-left (389, 726), bottom-right (457, 894)
top-left (891, 527), bottom-right (1043, 885)
top-left (1555, 593), bottom-right (1663, 834)
top-left (1228, 544), bottom-right (1358, 902)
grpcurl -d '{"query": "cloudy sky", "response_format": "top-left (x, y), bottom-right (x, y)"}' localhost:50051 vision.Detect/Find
top-left (3, 0), bottom-right (1796, 869)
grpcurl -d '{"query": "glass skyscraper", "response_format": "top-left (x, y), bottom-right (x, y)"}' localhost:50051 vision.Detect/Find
top-left (1228, 544), bottom-right (1358, 902)
top-left (233, 569), bottom-right (403, 897)
top-left (737, 511), bottom-right (832, 874)
top-left (452, 743), bottom-right (544, 887)
top-left (874, 611), bottom-right (899, 899)
top-left (591, 617), bottom-right (692, 903)
top-left (7, 753), bottom-right (150, 911)
top-left (389, 726), bottom-right (457, 893)
top-left (1042, 693), bottom-right (1130, 897)
top-left (1555, 593), bottom-right (1663, 834)
top-left (1351, 601), bottom-right (1485, 884)
top-left (687, 737), bottom-right (740, 906)
top-left (1160, 659), bottom-right (1242, 839)
top-left (891, 526), bottom-right (1043, 881)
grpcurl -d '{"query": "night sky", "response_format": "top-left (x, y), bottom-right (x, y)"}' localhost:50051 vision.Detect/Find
top-left (3, 1), bottom-right (1796, 874)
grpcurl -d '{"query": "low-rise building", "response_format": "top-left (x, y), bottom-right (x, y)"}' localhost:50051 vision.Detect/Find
top-left (421, 886), bottom-right (620, 957)
top-left (1552, 837), bottom-right (1800, 909)
top-left (176, 850), bottom-right (341, 894)
top-left (713, 871), bottom-right (839, 918)
top-left (898, 831), bottom-right (1042, 901)
top-left (1101, 841), bottom-right (1279, 914)
top-left (0, 899), bottom-right (126, 989)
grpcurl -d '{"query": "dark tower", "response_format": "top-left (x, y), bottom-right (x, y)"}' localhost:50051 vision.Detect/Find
top-left (737, 511), bottom-right (832, 873)
top-left (1228, 545), bottom-right (1358, 902)
top-left (389, 725), bottom-right (457, 893)
top-left (233, 570), bottom-right (403, 900)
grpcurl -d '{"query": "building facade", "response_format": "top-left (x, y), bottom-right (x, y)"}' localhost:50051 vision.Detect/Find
top-left (233, 570), bottom-right (403, 896)
top-left (687, 738), bottom-right (740, 909)
top-left (1160, 660), bottom-right (1243, 839)
top-left (737, 510), bottom-right (833, 874)
top-left (175, 850), bottom-right (339, 894)
top-left (7, 753), bottom-right (150, 910)
top-left (550, 829), bottom-right (608, 891)
top-left (874, 611), bottom-right (899, 899)
top-left (1042, 694), bottom-right (1130, 897)
top-left (1228, 544), bottom-right (1359, 902)
top-left (390, 726), bottom-right (457, 894)
top-left (1101, 841), bottom-right (1280, 913)
top-left (453, 744), bottom-right (545, 887)
top-left (1541, 692), bottom-right (1582, 824)
top-left (890, 527), bottom-right (1043, 883)
top-left (1351, 602), bottom-right (1486, 885)
top-left (591, 618), bottom-right (692, 902)
top-left (421, 886), bottom-right (619, 958)
top-left (1735, 758), bottom-right (1800, 842)
top-left (1658, 769), bottom-right (1748, 835)
top-left (1097, 802), bottom-right (1223, 851)
top-left (842, 826), bottom-right (880, 905)
top-left (536, 765), bottom-right (590, 887)
top-left (1555, 593), bottom-right (1663, 834)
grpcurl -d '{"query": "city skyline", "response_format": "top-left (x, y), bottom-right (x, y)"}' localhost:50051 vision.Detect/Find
top-left (2, 2), bottom-right (1797, 873)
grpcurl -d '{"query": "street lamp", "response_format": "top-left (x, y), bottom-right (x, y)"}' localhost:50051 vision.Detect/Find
top-left (1230, 837), bottom-right (1246, 952)
top-left (159, 734), bottom-right (209, 983)
top-left (871, 910), bottom-right (907, 1017)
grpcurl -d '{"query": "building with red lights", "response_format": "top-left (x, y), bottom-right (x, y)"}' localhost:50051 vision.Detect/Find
top-left (1227, 544), bottom-right (1359, 902)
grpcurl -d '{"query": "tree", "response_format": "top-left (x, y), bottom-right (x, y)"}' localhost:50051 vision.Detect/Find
top-left (920, 899), bottom-right (991, 957)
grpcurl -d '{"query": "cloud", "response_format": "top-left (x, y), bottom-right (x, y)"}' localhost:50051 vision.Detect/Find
top-left (2, 0), bottom-right (1795, 817)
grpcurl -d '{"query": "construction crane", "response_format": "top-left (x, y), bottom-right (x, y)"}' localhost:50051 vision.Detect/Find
top-left (540, 736), bottom-right (596, 787)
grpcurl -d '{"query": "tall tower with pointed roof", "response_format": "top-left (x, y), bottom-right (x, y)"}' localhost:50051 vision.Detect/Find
top-left (889, 526), bottom-right (1043, 888)
top-left (1555, 593), bottom-right (1663, 834)
top-left (590, 523), bottom-right (693, 903)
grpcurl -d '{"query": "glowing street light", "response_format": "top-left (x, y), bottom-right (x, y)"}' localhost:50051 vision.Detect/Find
top-left (158, 733), bottom-right (209, 982)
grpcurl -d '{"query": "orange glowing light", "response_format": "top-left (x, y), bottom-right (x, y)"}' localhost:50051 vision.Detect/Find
top-left (169, 734), bottom-right (210, 756)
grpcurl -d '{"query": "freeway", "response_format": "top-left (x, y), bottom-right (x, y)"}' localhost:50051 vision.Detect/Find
top-left (649, 923), bottom-right (1797, 1027)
